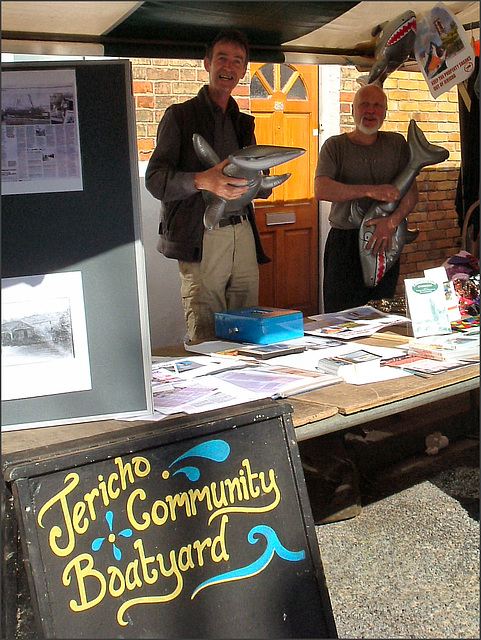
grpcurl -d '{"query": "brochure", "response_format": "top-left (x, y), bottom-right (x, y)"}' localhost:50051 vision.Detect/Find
top-left (404, 277), bottom-right (452, 338)
top-left (407, 333), bottom-right (480, 362)
top-left (213, 364), bottom-right (341, 398)
top-left (381, 353), bottom-right (469, 376)
top-left (307, 305), bottom-right (408, 340)
top-left (316, 349), bottom-right (382, 378)
top-left (234, 343), bottom-right (306, 360)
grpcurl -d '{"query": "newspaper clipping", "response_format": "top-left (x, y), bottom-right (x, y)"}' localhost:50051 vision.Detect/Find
top-left (1, 68), bottom-right (83, 194)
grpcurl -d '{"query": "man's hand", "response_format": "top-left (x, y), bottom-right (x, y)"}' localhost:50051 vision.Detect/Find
top-left (365, 184), bottom-right (400, 202)
top-left (364, 215), bottom-right (397, 254)
top-left (315, 175), bottom-right (400, 204)
top-left (364, 181), bottom-right (418, 254)
top-left (194, 160), bottom-right (250, 200)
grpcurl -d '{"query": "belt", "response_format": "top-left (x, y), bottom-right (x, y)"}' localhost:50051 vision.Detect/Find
top-left (218, 215), bottom-right (248, 228)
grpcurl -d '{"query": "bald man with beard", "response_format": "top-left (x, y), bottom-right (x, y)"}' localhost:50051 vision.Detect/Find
top-left (315, 84), bottom-right (418, 312)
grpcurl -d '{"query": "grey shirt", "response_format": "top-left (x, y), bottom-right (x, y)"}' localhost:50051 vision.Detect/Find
top-left (315, 131), bottom-right (410, 229)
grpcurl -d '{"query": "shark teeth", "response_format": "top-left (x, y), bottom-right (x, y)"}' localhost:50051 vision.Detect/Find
top-left (387, 16), bottom-right (417, 47)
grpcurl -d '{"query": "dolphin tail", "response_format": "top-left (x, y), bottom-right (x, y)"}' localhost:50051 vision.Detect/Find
top-left (349, 200), bottom-right (365, 228)
top-left (261, 174), bottom-right (291, 189)
top-left (407, 119), bottom-right (450, 171)
top-left (203, 198), bottom-right (227, 230)
top-left (193, 133), bottom-right (221, 168)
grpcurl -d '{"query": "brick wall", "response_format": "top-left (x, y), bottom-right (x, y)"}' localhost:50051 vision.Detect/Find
top-left (132, 58), bottom-right (250, 161)
top-left (132, 58), bottom-right (462, 293)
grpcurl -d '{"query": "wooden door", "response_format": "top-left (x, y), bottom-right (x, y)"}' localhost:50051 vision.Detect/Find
top-left (250, 63), bottom-right (319, 316)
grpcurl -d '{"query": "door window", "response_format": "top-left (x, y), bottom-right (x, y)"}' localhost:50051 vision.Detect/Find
top-left (250, 63), bottom-right (307, 100)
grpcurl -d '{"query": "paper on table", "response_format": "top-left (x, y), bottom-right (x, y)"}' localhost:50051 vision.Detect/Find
top-left (342, 367), bottom-right (411, 384)
top-left (152, 376), bottom-right (265, 416)
top-left (184, 340), bottom-right (246, 355)
top-left (268, 342), bottom-right (403, 372)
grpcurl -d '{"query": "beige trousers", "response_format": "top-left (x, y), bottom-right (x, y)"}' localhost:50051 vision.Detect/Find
top-left (178, 218), bottom-right (259, 343)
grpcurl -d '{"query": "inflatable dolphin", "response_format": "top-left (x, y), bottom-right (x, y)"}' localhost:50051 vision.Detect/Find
top-left (349, 120), bottom-right (449, 288)
top-left (365, 10), bottom-right (417, 86)
top-left (193, 133), bottom-right (305, 230)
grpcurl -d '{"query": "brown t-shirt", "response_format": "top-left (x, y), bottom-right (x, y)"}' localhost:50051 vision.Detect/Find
top-left (315, 131), bottom-right (410, 229)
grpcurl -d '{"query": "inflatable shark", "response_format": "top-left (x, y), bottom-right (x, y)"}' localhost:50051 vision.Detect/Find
top-left (349, 120), bottom-right (449, 288)
top-left (365, 10), bottom-right (417, 86)
top-left (193, 133), bottom-right (305, 230)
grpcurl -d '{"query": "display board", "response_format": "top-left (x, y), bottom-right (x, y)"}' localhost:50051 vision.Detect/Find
top-left (2, 400), bottom-right (338, 639)
top-left (1, 60), bottom-right (152, 429)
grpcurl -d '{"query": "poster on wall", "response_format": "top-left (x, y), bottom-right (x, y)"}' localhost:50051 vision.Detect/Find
top-left (414, 2), bottom-right (476, 99)
top-left (1, 68), bottom-right (83, 194)
top-left (1, 272), bottom-right (92, 407)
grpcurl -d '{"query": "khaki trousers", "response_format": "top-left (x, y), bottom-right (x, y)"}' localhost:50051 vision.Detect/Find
top-left (178, 218), bottom-right (259, 343)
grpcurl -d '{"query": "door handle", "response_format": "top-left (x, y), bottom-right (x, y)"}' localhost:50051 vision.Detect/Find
top-left (266, 212), bottom-right (296, 226)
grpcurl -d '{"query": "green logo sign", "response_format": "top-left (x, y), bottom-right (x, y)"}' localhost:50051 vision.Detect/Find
top-left (412, 281), bottom-right (438, 294)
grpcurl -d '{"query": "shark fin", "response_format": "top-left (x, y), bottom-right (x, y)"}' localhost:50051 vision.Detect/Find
top-left (261, 174), bottom-right (290, 189)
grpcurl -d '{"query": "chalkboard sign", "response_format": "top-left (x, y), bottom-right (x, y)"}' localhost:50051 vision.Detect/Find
top-left (1, 60), bottom-right (152, 429)
top-left (2, 400), bottom-right (337, 639)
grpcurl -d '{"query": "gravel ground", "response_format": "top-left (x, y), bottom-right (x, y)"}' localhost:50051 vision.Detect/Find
top-left (315, 438), bottom-right (480, 639)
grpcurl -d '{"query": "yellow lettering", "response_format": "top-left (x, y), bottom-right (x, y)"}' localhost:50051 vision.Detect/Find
top-left (210, 480), bottom-right (228, 508)
top-left (37, 472), bottom-right (79, 557)
top-left (107, 472), bottom-right (120, 500)
top-left (242, 459), bottom-right (260, 498)
top-left (165, 492), bottom-right (192, 521)
top-left (211, 515), bottom-right (229, 562)
top-left (115, 457), bottom-right (135, 491)
top-left (188, 486), bottom-right (212, 515)
top-left (238, 470), bottom-right (250, 500)
top-left (193, 537), bottom-right (212, 567)
top-left (223, 478), bottom-right (243, 503)
top-left (132, 456), bottom-right (150, 478)
top-left (83, 488), bottom-right (100, 521)
top-left (62, 553), bottom-right (106, 611)
top-left (127, 488), bottom-right (150, 531)
top-left (151, 499), bottom-right (168, 526)
top-left (72, 500), bottom-right (88, 535)
top-left (125, 559), bottom-right (142, 590)
top-left (133, 539), bottom-right (158, 585)
top-left (107, 565), bottom-right (125, 598)
top-left (178, 545), bottom-right (195, 571)
top-left (259, 468), bottom-right (277, 496)
top-left (97, 475), bottom-right (110, 506)
top-left (157, 548), bottom-right (183, 586)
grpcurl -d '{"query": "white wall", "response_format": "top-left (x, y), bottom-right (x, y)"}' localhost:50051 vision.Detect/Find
top-left (138, 162), bottom-right (187, 350)
top-left (317, 65), bottom-right (341, 312)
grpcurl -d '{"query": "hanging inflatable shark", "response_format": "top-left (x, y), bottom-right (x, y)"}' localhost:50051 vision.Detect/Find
top-left (364, 10), bottom-right (417, 86)
top-left (349, 120), bottom-right (449, 288)
top-left (193, 133), bottom-right (305, 230)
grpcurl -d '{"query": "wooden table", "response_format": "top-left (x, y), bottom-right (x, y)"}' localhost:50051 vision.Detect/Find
top-left (3, 336), bottom-right (479, 454)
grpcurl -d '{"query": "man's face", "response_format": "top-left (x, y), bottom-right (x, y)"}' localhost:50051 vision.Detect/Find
top-left (204, 40), bottom-right (247, 97)
top-left (352, 86), bottom-right (387, 135)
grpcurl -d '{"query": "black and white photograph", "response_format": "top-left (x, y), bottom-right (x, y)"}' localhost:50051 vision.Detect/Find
top-left (1, 272), bottom-right (92, 406)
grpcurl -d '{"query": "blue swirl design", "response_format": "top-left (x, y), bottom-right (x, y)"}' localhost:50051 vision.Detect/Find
top-left (169, 440), bottom-right (230, 481)
top-left (91, 511), bottom-right (132, 561)
top-left (191, 525), bottom-right (305, 599)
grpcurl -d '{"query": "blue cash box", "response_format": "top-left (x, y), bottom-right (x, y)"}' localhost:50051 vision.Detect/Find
top-left (214, 307), bottom-right (304, 344)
